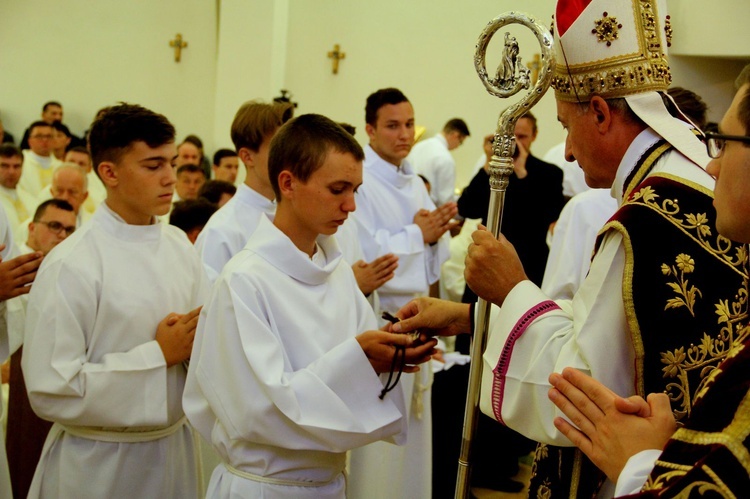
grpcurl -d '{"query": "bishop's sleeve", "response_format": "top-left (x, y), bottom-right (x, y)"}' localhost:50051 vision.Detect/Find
top-left (184, 276), bottom-right (406, 453)
top-left (479, 230), bottom-right (634, 445)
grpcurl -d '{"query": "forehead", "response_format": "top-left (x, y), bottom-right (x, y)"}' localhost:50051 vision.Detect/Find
top-left (40, 206), bottom-right (76, 221)
top-left (66, 151), bottom-right (90, 162)
top-left (514, 118), bottom-right (535, 134)
top-left (178, 142), bottom-right (199, 154)
top-left (314, 151), bottom-right (362, 181)
top-left (0, 154), bottom-right (22, 164)
top-left (31, 124), bottom-right (52, 134)
top-left (219, 156), bottom-right (238, 165)
top-left (54, 169), bottom-right (84, 185)
top-left (122, 140), bottom-right (177, 162)
top-left (375, 102), bottom-right (414, 124)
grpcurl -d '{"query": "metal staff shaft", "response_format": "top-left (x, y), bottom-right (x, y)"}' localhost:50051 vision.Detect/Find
top-left (456, 12), bottom-right (554, 498)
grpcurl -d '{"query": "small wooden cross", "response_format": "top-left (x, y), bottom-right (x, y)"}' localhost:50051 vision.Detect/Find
top-left (526, 53), bottom-right (541, 85)
top-left (327, 44), bottom-right (346, 74)
top-left (169, 33), bottom-right (188, 63)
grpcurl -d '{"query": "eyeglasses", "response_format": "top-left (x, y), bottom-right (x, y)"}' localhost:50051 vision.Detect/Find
top-left (37, 220), bottom-right (76, 236)
top-left (705, 132), bottom-right (750, 159)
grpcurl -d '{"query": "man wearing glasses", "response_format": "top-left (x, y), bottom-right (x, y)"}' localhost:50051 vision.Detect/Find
top-left (19, 121), bottom-right (61, 197)
top-left (5, 198), bottom-right (75, 499)
top-left (23, 199), bottom-right (76, 256)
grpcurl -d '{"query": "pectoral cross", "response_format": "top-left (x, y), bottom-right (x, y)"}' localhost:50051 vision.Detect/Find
top-left (527, 53), bottom-right (541, 85)
top-left (169, 34), bottom-right (188, 63)
top-left (327, 44), bottom-right (346, 74)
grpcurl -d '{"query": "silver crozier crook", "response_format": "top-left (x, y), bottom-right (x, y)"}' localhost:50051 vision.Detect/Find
top-left (455, 12), bottom-right (554, 498)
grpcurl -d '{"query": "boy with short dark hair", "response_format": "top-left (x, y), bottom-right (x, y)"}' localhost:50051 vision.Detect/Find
top-left (184, 114), bottom-right (435, 498)
top-left (22, 103), bottom-right (208, 499)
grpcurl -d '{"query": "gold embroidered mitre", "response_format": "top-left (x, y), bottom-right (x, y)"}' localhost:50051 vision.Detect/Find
top-left (552, 0), bottom-right (672, 102)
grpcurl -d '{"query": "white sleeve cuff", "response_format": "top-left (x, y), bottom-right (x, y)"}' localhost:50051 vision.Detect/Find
top-left (615, 449), bottom-right (662, 497)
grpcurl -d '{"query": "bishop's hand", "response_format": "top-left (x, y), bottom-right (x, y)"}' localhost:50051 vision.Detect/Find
top-left (0, 247), bottom-right (43, 301)
top-left (465, 225), bottom-right (527, 306)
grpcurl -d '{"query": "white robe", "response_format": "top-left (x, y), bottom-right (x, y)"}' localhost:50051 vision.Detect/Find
top-left (0, 205), bottom-right (16, 498)
top-left (479, 128), bottom-right (714, 493)
top-left (348, 145), bottom-right (449, 499)
top-left (407, 134), bottom-right (456, 206)
top-left (195, 183), bottom-right (275, 283)
top-left (0, 184), bottom-right (37, 243)
top-left (19, 150), bottom-right (61, 198)
top-left (184, 214), bottom-right (406, 499)
top-left (541, 188), bottom-right (618, 300)
top-left (22, 203), bottom-right (209, 499)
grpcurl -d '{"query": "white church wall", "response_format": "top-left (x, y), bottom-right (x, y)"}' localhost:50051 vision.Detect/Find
top-left (282, 0), bottom-right (562, 191)
top-left (0, 0), bottom-right (217, 154)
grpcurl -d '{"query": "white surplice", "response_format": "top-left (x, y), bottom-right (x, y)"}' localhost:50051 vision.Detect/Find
top-left (407, 134), bottom-right (456, 206)
top-left (480, 128), bottom-right (714, 448)
top-left (194, 183), bottom-right (275, 283)
top-left (541, 188), bottom-right (618, 301)
top-left (184, 214), bottom-right (406, 499)
top-left (18, 150), bottom-right (61, 198)
top-left (22, 203), bottom-right (208, 499)
top-left (348, 145), bottom-right (449, 499)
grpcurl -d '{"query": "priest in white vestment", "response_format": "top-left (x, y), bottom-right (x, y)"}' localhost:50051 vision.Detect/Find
top-left (184, 114), bottom-right (436, 498)
top-left (22, 105), bottom-right (208, 499)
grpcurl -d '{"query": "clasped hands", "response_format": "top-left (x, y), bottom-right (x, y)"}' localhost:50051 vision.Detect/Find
top-left (548, 367), bottom-right (677, 483)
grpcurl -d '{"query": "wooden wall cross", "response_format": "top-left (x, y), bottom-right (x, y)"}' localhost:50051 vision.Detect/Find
top-left (327, 44), bottom-right (346, 74)
top-left (169, 33), bottom-right (188, 63)
top-left (526, 53), bottom-right (541, 85)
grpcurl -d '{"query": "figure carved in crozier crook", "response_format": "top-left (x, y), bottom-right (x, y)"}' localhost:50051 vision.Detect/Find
top-left (493, 32), bottom-right (530, 91)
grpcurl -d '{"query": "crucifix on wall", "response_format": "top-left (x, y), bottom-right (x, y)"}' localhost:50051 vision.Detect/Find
top-left (169, 33), bottom-right (188, 63)
top-left (327, 44), bottom-right (346, 74)
top-left (526, 53), bottom-right (541, 85)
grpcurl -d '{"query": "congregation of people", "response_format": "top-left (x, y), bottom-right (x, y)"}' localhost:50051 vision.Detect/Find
top-left (1, 0), bottom-right (749, 498)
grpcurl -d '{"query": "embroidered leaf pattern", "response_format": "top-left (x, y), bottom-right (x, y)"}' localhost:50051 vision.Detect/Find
top-left (661, 254), bottom-right (702, 316)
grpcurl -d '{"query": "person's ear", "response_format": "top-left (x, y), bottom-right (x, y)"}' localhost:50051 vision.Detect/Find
top-left (589, 96), bottom-right (613, 132)
top-left (237, 148), bottom-right (254, 168)
top-left (97, 162), bottom-right (118, 188)
top-left (277, 170), bottom-right (295, 198)
top-left (365, 123), bottom-right (376, 141)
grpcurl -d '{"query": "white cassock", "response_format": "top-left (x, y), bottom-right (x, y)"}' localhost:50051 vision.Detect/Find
top-left (348, 145), bottom-right (450, 499)
top-left (22, 203), bottom-right (209, 499)
top-left (541, 188), bottom-right (618, 300)
top-left (479, 129), bottom-right (714, 471)
top-left (0, 185), bottom-right (37, 243)
top-left (18, 151), bottom-right (61, 198)
top-left (407, 134), bottom-right (456, 206)
top-left (195, 183), bottom-right (275, 283)
top-left (183, 214), bottom-right (407, 499)
top-left (0, 205), bottom-right (17, 498)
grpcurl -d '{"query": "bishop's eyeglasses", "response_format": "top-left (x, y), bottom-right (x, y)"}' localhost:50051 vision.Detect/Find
top-left (704, 132), bottom-right (750, 159)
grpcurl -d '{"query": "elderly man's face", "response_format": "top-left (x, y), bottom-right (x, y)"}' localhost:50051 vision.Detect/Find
top-left (51, 168), bottom-right (87, 214)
